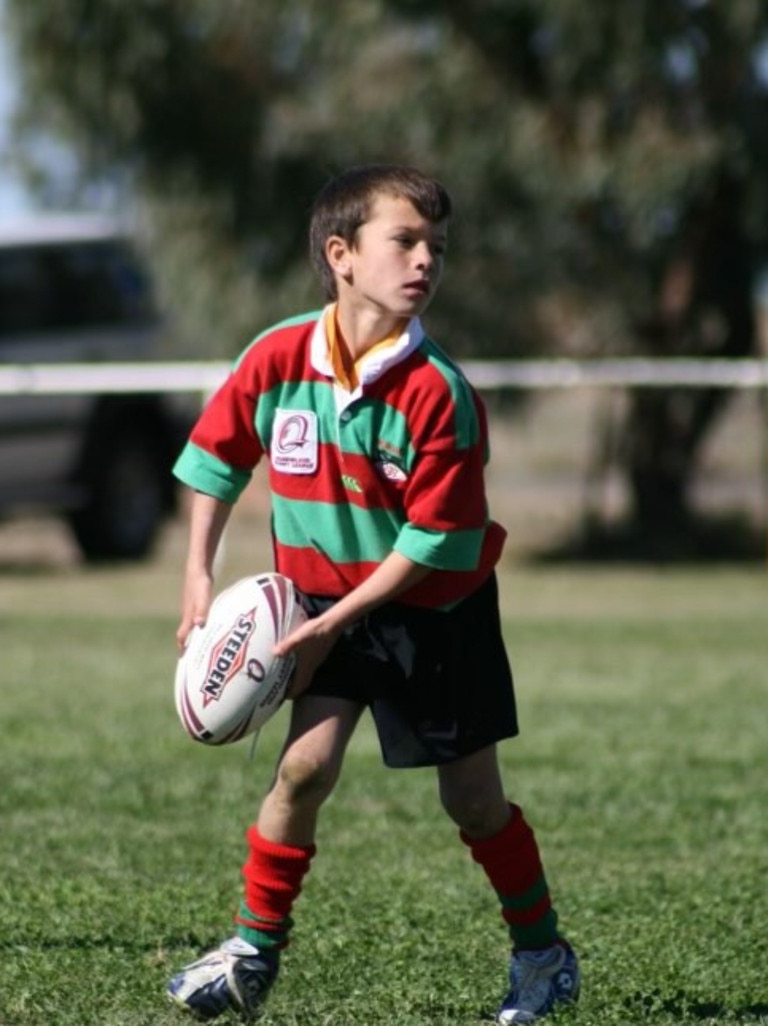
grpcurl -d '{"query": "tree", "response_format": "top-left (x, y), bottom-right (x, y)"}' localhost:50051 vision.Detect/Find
top-left (6, 0), bottom-right (768, 551)
top-left (396, 0), bottom-right (768, 550)
top-left (623, 172), bottom-right (756, 540)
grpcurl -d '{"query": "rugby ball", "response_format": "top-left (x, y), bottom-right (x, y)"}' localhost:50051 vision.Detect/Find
top-left (174, 573), bottom-right (307, 745)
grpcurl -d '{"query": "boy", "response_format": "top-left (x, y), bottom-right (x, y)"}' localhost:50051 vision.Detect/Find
top-left (167, 164), bottom-right (579, 1024)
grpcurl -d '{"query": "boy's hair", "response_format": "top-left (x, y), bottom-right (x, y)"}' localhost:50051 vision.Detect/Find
top-left (309, 164), bottom-right (452, 301)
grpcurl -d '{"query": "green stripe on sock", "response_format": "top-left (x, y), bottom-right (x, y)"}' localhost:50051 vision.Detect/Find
top-left (496, 876), bottom-right (559, 949)
top-left (498, 876), bottom-right (550, 912)
top-left (235, 902), bottom-right (292, 950)
top-left (507, 908), bottom-right (560, 950)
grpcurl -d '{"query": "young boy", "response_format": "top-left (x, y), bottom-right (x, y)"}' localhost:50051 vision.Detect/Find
top-left (167, 164), bottom-right (579, 1024)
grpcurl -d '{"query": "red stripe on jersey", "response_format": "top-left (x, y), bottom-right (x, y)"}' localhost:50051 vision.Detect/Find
top-left (236, 316), bottom-right (320, 394)
top-left (177, 310), bottom-right (508, 608)
top-left (268, 447), bottom-right (404, 510)
top-left (190, 316), bottom-right (321, 468)
top-left (276, 545), bottom-right (380, 598)
top-left (189, 371), bottom-right (265, 469)
top-left (395, 523), bottom-right (506, 608)
top-left (273, 523), bottom-right (506, 608)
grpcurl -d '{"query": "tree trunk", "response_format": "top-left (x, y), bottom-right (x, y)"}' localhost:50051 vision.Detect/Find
top-left (621, 175), bottom-right (756, 551)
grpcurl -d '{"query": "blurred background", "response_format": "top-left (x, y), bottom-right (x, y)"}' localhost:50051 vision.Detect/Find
top-left (1, 0), bottom-right (768, 566)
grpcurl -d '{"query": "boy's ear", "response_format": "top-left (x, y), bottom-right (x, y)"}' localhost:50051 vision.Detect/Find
top-left (325, 235), bottom-right (353, 280)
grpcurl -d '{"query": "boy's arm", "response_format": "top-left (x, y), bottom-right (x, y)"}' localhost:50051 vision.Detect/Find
top-left (274, 551), bottom-right (431, 697)
top-left (176, 490), bottom-right (234, 652)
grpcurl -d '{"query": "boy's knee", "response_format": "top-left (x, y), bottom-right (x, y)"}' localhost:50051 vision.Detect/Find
top-left (275, 752), bottom-right (338, 807)
top-left (440, 783), bottom-right (509, 838)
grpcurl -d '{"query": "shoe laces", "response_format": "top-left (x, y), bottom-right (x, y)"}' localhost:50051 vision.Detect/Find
top-left (227, 942), bottom-right (279, 1013)
top-left (509, 945), bottom-right (567, 1005)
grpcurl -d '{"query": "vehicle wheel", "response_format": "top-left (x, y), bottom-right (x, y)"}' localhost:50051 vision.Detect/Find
top-left (68, 431), bottom-right (168, 561)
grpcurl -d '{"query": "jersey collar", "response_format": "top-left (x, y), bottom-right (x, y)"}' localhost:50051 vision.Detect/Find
top-left (310, 304), bottom-right (425, 394)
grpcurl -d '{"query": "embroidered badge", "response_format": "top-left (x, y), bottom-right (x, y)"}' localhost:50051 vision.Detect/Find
top-left (374, 458), bottom-right (408, 483)
top-left (271, 409), bottom-right (318, 474)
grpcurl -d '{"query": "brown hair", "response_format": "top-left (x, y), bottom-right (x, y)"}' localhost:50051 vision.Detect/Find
top-left (309, 164), bottom-right (452, 300)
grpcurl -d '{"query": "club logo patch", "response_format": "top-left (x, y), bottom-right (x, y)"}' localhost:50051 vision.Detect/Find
top-left (271, 409), bottom-right (318, 474)
top-left (374, 458), bottom-right (408, 483)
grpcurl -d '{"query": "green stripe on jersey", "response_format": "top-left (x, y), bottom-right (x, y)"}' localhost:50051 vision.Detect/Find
top-left (256, 384), bottom-right (415, 466)
top-left (272, 494), bottom-right (398, 563)
top-left (421, 338), bottom-right (478, 450)
top-left (174, 441), bottom-right (251, 502)
top-left (255, 379), bottom-right (336, 447)
top-left (336, 398), bottom-right (414, 464)
top-left (395, 521), bottom-right (483, 570)
top-left (273, 495), bottom-right (483, 571)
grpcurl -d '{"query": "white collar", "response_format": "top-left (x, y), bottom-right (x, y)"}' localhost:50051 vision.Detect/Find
top-left (309, 305), bottom-right (425, 393)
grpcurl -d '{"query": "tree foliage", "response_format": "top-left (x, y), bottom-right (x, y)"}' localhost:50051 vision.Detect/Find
top-left (6, 0), bottom-right (768, 543)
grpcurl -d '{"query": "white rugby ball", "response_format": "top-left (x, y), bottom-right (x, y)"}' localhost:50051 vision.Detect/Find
top-left (174, 573), bottom-right (307, 745)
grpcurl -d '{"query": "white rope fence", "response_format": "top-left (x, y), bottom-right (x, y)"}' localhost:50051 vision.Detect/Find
top-left (460, 357), bottom-right (768, 390)
top-left (1, 357), bottom-right (765, 561)
top-left (1, 357), bottom-right (768, 395)
top-left (0, 361), bottom-right (231, 396)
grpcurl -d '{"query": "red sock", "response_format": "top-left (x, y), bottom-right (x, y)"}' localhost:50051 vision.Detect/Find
top-left (234, 825), bottom-right (316, 951)
top-left (461, 803), bottom-right (559, 950)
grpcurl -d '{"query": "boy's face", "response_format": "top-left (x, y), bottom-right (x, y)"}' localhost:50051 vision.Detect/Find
top-left (330, 194), bottom-right (447, 319)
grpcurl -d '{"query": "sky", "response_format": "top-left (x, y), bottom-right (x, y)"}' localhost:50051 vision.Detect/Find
top-left (0, 0), bottom-right (34, 214)
top-left (0, 0), bottom-right (127, 217)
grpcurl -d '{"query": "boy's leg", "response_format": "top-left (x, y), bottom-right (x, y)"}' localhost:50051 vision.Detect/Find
top-left (257, 694), bottom-right (364, 844)
top-left (168, 696), bottom-right (362, 1021)
top-left (236, 695), bottom-right (363, 950)
top-left (437, 745), bottom-right (579, 1023)
top-left (439, 745), bottom-right (559, 949)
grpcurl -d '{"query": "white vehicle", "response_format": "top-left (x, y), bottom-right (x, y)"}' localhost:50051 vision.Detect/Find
top-left (0, 214), bottom-right (195, 561)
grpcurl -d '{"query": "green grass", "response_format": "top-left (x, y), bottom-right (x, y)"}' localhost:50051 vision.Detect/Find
top-left (1, 559), bottom-right (767, 1025)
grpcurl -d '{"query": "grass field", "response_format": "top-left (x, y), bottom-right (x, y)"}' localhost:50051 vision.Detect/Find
top-left (1, 515), bottom-right (767, 1026)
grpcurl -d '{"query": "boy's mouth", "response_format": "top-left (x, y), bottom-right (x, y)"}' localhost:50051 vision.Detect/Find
top-left (404, 279), bottom-right (430, 296)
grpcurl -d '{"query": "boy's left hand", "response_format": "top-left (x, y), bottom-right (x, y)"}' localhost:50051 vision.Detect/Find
top-left (274, 614), bottom-right (341, 699)
top-left (273, 551), bottom-right (430, 699)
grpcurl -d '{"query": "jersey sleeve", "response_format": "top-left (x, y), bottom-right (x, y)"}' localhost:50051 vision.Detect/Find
top-left (394, 380), bottom-right (490, 571)
top-left (173, 357), bottom-right (265, 504)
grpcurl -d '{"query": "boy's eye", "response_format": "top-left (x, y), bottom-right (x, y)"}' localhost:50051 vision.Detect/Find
top-left (393, 235), bottom-right (446, 256)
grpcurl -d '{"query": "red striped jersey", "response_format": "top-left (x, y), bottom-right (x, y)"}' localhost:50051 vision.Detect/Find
top-left (173, 308), bottom-right (507, 609)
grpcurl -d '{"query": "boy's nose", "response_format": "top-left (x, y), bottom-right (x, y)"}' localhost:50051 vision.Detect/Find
top-left (414, 242), bottom-right (433, 268)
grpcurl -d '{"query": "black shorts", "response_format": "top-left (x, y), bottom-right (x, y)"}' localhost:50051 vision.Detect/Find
top-left (297, 573), bottom-right (519, 768)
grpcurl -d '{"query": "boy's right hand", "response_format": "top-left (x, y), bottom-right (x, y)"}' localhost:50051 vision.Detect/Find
top-left (176, 569), bottom-right (214, 653)
top-left (274, 609), bottom-right (343, 699)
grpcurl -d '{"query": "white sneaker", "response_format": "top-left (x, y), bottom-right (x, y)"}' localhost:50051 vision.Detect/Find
top-left (167, 936), bottom-right (279, 1020)
top-left (497, 940), bottom-right (580, 1024)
